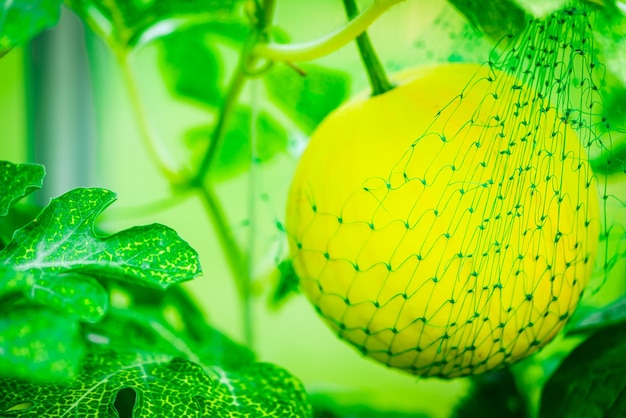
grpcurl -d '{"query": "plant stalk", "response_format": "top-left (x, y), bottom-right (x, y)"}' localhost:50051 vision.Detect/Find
top-left (252, 0), bottom-right (404, 62)
top-left (343, 0), bottom-right (394, 95)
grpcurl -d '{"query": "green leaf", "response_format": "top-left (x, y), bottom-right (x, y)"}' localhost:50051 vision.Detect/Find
top-left (66, 0), bottom-right (244, 49)
top-left (263, 63), bottom-right (351, 134)
top-left (0, 306), bottom-right (84, 382)
top-left (0, 161), bottom-right (45, 216)
top-left (0, 188), bottom-right (201, 290)
top-left (187, 107), bottom-right (288, 182)
top-left (158, 26), bottom-right (223, 109)
top-left (85, 296), bottom-right (254, 370)
top-left (269, 259), bottom-right (300, 309)
top-left (0, 349), bottom-right (312, 417)
top-left (568, 296), bottom-right (626, 335)
top-left (448, 0), bottom-right (529, 41)
top-left (0, 0), bottom-right (62, 54)
top-left (540, 323), bottom-right (626, 418)
top-left (453, 370), bottom-right (528, 418)
top-left (29, 272), bottom-right (108, 323)
top-left (512, 0), bottom-right (570, 17)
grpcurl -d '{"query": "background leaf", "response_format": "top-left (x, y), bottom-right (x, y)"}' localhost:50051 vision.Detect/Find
top-left (0, 188), bottom-right (201, 290)
top-left (85, 284), bottom-right (255, 370)
top-left (540, 323), bottom-right (626, 418)
top-left (568, 295), bottom-right (626, 335)
top-left (186, 107), bottom-right (288, 182)
top-left (447, 0), bottom-right (529, 41)
top-left (452, 369), bottom-right (528, 418)
top-left (263, 63), bottom-right (351, 134)
top-left (158, 21), bottom-right (250, 108)
top-left (0, 161), bottom-right (45, 216)
top-left (0, 0), bottom-right (62, 54)
top-left (0, 306), bottom-right (84, 382)
top-left (66, 0), bottom-right (244, 48)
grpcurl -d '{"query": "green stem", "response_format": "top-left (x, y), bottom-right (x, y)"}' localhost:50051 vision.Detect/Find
top-left (190, 67), bottom-right (247, 187)
top-left (198, 186), bottom-right (254, 346)
top-left (117, 51), bottom-right (180, 182)
top-left (343, 0), bottom-right (394, 95)
top-left (253, 0), bottom-right (404, 62)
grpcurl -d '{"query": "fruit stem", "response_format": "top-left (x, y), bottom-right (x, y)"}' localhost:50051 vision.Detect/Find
top-left (252, 0), bottom-right (404, 62)
top-left (343, 0), bottom-right (395, 96)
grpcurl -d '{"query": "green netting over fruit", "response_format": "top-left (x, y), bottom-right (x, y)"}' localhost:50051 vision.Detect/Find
top-left (286, 3), bottom-right (625, 378)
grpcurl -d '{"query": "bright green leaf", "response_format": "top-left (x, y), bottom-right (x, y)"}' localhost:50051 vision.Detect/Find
top-left (159, 26), bottom-right (223, 108)
top-left (0, 161), bottom-right (45, 216)
top-left (263, 63), bottom-right (351, 134)
top-left (0, 349), bottom-right (312, 417)
top-left (0, 188), bottom-right (201, 290)
top-left (187, 107), bottom-right (288, 182)
top-left (0, 0), bottom-right (62, 53)
top-left (0, 307), bottom-right (84, 382)
top-left (540, 323), bottom-right (626, 418)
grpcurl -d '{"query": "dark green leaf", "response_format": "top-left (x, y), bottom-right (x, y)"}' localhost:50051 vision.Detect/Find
top-left (568, 296), bottom-right (626, 335)
top-left (269, 259), bottom-right (300, 309)
top-left (0, 0), bottom-right (62, 53)
top-left (310, 393), bottom-right (430, 418)
top-left (0, 188), bottom-right (201, 290)
top-left (263, 63), bottom-right (350, 134)
top-left (66, 0), bottom-right (244, 48)
top-left (0, 161), bottom-right (45, 216)
top-left (83, 282), bottom-right (254, 370)
top-left (540, 323), bottom-right (626, 418)
top-left (187, 107), bottom-right (288, 182)
top-left (0, 306), bottom-right (84, 382)
top-left (448, 0), bottom-right (529, 42)
top-left (0, 349), bottom-right (312, 417)
top-left (453, 369), bottom-right (528, 418)
top-left (0, 204), bottom-right (41, 250)
top-left (590, 141), bottom-right (626, 175)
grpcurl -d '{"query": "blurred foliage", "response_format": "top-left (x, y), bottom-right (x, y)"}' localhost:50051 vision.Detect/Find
top-left (65, 0), bottom-right (243, 48)
top-left (540, 323), bottom-right (626, 417)
top-left (263, 63), bottom-right (351, 134)
top-left (0, 0), bottom-right (62, 56)
top-left (453, 370), bottom-right (528, 418)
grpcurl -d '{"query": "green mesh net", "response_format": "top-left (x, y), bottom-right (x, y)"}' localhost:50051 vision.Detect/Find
top-left (286, 2), bottom-right (626, 378)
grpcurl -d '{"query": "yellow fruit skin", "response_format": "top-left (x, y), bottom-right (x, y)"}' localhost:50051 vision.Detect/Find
top-left (286, 63), bottom-right (600, 378)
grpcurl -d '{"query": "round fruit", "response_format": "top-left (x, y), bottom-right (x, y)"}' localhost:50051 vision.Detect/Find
top-left (286, 63), bottom-right (600, 378)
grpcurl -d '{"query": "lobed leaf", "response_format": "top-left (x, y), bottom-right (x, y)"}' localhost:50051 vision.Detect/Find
top-left (0, 0), bottom-right (62, 54)
top-left (540, 323), bottom-right (626, 418)
top-left (0, 307), bottom-right (84, 383)
top-left (0, 188), bottom-right (201, 291)
top-left (0, 161), bottom-right (45, 216)
top-left (263, 63), bottom-right (351, 134)
top-left (0, 350), bottom-right (312, 417)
